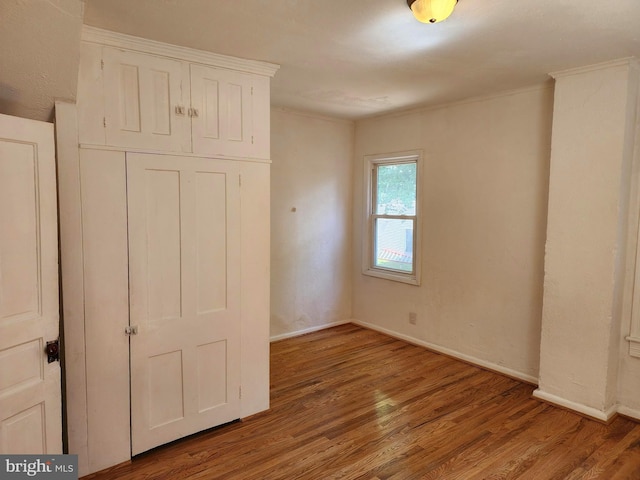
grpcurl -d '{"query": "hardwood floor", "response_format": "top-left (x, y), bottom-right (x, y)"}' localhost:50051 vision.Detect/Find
top-left (83, 324), bottom-right (640, 479)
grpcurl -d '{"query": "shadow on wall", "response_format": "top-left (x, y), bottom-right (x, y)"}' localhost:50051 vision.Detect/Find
top-left (0, 84), bottom-right (22, 117)
top-left (271, 313), bottom-right (315, 339)
top-left (0, 84), bottom-right (56, 123)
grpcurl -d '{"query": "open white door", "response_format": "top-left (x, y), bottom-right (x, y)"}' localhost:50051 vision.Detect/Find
top-left (0, 113), bottom-right (61, 454)
top-left (127, 153), bottom-right (241, 455)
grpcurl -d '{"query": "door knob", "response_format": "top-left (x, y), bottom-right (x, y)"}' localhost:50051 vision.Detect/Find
top-left (45, 339), bottom-right (60, 363)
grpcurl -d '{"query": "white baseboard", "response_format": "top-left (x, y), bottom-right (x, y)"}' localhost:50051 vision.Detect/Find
top-left (270, 319), bottom-right (640, 424)
top-left (270, 320), bottom-right (353, 342)
top-left (352, 319), bottom-right (539, 385)
top-left (616, 404), bottom-right (640, 422)
top-left (532, 389), bottom-right (618, 423)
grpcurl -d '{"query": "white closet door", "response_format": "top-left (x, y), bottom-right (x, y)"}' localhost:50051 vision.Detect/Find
top-left (103, 47), bottom-right (188, 152)
top-left (127, 153), bottom-right (241, 455)
top-left (190, 64), bottom-right (253, 157)
top-left (0, 113), bottom-right (61, 454)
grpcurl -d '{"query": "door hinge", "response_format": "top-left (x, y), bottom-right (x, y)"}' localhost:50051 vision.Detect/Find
top-left (101, 59), bottom-right (104, 70)
top-left (125, 325), bottom-right (138, 336)
top-left (239, 175), bottom-right (242, 187)
top-left (239, 386), bottom-right (242, 399)
top-left (251, 86), bottom-right (253, 95)
top-left (103, 117), bottom-right (107, 128)
top-left (251, 135), bottom-right (254, 144)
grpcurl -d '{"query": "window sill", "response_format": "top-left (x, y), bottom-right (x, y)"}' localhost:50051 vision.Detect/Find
top-left (362, 267), bottom-right (420, 286)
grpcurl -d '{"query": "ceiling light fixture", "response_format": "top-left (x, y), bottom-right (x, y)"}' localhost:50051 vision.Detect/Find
top-left (407, 0), bottom-right (458, 23)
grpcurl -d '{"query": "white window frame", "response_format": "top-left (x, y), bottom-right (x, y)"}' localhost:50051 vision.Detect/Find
top-left (362, 150), bottom-right (422, 286)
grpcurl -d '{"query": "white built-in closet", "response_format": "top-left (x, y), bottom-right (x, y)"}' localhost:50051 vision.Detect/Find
top-left (56, 26), bottom-right (278, 476)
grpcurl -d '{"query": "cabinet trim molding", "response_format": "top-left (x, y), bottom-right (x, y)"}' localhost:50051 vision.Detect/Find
top-left (78, 143), bottom-right (273, 165)
top-left (82, 26), bottom-right (280, 78)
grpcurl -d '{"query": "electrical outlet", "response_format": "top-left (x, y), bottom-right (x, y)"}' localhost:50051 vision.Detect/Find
top-left (409, 312), bottom-right (417, 325)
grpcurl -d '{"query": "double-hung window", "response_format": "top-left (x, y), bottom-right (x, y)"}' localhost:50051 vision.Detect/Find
top-left (363, 151), bottom-right (422, 285)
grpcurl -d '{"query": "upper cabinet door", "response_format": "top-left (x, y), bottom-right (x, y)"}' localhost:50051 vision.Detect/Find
top-left (103, 47), bottom-right (189, 152)
top-left (190, 64), bottom-right (254, 158)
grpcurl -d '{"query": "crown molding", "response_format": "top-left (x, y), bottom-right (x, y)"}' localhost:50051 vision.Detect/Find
top-left (82, 25), bottom-right (280, 78)
top-left (550, 57), bottom-right (638, 80)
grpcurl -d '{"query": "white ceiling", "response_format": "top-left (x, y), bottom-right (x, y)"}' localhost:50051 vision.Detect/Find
top-left (82, 0), bottom-right (640, 119)
top-left (2, 1), bottom-right (640, 122)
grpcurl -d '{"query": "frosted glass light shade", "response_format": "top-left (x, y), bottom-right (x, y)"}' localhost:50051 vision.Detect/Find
top-left (408, 0), bottom-right (458, 23)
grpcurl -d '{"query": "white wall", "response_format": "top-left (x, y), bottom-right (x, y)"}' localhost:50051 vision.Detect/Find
top-left (352, 86), bottom-right (554, 382)
top-left (535, 60), bottom-right (638, 421)
top-left (270, 108), bottom-right (355, 339)
top-left (0, 0), bottom-right (83, 121)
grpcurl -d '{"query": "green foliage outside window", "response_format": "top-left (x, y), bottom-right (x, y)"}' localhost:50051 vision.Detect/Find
top-left (376, 163), bottom-right (417, 215)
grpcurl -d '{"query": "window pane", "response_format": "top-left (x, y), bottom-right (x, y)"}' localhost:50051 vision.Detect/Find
top-left (375, 162), bottom-right (416, 215)
top-left (374, 218), bottom-right (414, 272)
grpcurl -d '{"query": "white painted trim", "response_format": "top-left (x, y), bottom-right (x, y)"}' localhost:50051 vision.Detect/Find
top-left (532, 389), bottom-right (618, 423)
top-left (360, 82), bottom-right (553, 122)
top-left (54, 101), bottom-right (90, 476)
top-left (550, 57), bottom-right (639, 79)
top-left (361, 151), bottom-right (423, 287)
top-left (270, 320), bottom-right (352, 342)
top-left (626, 336), bottom-right (640, 358)
top-left (78, 143), bottom-right (272, 164)
top-left (617, 404), bottom-right (640, 421)
top-left (270, 320), bottom-right (640, 423)
top-left (625, 74), bottom-right (640, 357)
top-left (271, 106), bottom-right (355, 125)
top-left (82, 26), bottom-right (280, 77)
top-left (352, 320), bottom-right (538, 385)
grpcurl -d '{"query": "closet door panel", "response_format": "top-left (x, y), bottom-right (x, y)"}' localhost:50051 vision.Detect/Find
top-left (190, 64), bottom-right (253, 158)
top-left (128, 153), bottom-right (241, 455)
top-left (143, 169), bottom-right (182, 322)
top-left (103, 48), bottom-right (187, 152)
top-left (79, 149), bottom-right (131, 471)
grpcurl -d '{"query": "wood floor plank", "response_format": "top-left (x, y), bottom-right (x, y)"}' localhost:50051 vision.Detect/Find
top-left (83, 324), bottom-right (640, 479)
